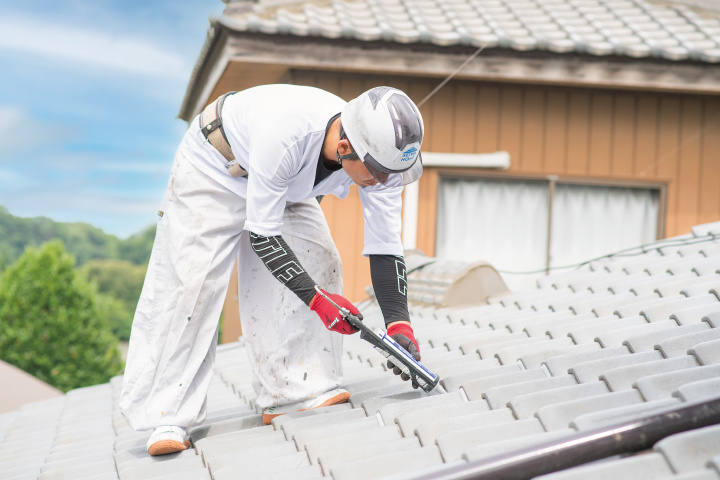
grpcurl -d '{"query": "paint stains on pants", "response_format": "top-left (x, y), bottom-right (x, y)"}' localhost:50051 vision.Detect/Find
top-left (119, 149), bottom-right (343, 431)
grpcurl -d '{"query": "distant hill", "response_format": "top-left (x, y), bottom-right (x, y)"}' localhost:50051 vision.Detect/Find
top-left (0, 206), bottom-right (155, 269)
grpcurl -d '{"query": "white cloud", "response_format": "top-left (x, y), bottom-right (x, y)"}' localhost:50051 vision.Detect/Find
top-left (95, 160), bottom-right (172, 175)
top-left (0, 14), bottom-right (191, 81)
top-left (2, 189), bottom-right (163, 237)
top-left (0, 105), bottom-right (72, 156)
top-left (0, 106), bottom-right (22, 133)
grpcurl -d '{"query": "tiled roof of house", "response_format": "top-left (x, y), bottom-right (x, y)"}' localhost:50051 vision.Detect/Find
top-left (219, 0), bottom-right (720, 63)
top-left (2, 220), bottom-right (720, 479)
top-left (0, 360), bottom-right (63, 414)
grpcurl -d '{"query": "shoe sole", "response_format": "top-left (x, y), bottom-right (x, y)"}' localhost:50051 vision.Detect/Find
top-left (147, 439), bottom-right (190, 456)
top-left (263, 391), bottom-right (351, 425)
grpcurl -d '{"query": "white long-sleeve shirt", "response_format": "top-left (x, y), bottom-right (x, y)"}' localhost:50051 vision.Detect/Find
top-left (181, 84), bottom-right (403, 257)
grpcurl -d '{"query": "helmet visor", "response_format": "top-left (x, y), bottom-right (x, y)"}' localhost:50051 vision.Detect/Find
top-left (363, 152), bottom-right (423, 187)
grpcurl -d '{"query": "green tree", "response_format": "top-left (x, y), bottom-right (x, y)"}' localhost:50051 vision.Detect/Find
top-left (81, 259), bottom-right (147, 341)
top-left (0, 241), bottom-right (123, 392)
top-left (0, 206), bottom-right (155, 268)
top-left (95, 293), bottom-right (133, 342)
top-left (118, 226), bottom-right (156, 265)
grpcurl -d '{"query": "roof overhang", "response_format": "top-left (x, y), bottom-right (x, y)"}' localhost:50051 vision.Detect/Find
top-left (179, 17), bottom-right (720, 121)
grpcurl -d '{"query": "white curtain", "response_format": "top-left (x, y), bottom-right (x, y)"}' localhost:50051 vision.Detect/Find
top-left (436, 178), bottom-right (549, 291)
top-left (549, 184), bottom-right (658, 269)
top-left (435, 178), bottom-right (659, 292)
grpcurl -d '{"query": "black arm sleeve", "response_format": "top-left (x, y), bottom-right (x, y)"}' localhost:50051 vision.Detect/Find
top-left (249, 232), bottom-right (317, 305)
top-left (369, 254), bottom-right (410, 326)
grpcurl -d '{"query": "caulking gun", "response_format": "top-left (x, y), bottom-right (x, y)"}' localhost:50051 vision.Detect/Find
top-left (315, 286), bottom-right (443, 393)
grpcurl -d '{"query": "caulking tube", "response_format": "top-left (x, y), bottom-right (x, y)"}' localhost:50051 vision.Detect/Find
top-left (314, 286), bottom-right (443, 393)
top-left (373, 328), bottom-right (440, 393)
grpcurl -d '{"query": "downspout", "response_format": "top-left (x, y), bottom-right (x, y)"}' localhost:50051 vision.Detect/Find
top-left (545, 175), bottom-right (557, 276)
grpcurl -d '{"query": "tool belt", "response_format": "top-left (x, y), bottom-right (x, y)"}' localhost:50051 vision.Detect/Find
top-left (199, 91), bottom-right (248, 178)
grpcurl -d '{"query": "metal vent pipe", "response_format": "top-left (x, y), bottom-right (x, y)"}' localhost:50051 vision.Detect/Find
top-left (410, 396), bottom-right (720, 480)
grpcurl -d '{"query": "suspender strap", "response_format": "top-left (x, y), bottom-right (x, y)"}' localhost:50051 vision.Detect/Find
top-left (199, 91), bottom-right (248, 178)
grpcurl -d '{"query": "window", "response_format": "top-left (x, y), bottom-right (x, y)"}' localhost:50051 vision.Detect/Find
top-left (435, 175), bottom-right (663, 291)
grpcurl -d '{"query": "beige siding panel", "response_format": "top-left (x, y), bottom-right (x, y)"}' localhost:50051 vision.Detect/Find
top-left (428, 85), bottom-right (455, 152)
top-left (475, 85), bottom-right (500, 154)
top-left (314, 75), bottom-right (341, 98)
top-left (676, 98), bottom-right (703, 233)
top-left (657, 97), bottom-right (682, 236)
top-left (221, 261), bottom-right (242, 343)
top-left (634, 95), bottom-right (659, 178)
top-left (566, 91), bottom-right (591, 175)
top-left (410, 81), bottom-right (435, 151)
top-left (208, 62), bottom-right (289, 107)
top-left (292, 70), bottom-right (317, 89)
top-left (699, 98), bottom-right (720, 225)
top-left (345, 186), bottom-right (370, 302)
top-left (520, 89), bottom-right (545, 173)
top-left (611, 94), bottom-right (637, 177)
top-left (543, 90), bottom-right (568, 173)
top-left (338, 76), bottom-right (366, 100)
top-left (416, 168), bottom-right (439, 257)
top-left (588, 92), bottom-right (613, 176)
top-left (452, 82), bottom-right (478, 153)
top-left (498, 87), bottom-right (523, 172)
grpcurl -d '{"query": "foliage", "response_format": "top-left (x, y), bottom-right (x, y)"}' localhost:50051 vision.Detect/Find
top-left (0, 206), bottom-right (155, 267)
top-left (81, 259), bottom-right (147, 341)
top-left (95, 293), bottom-right (134, 343)
top-left (0, 241), bottom-right (123, 392)
top-left (117, 227), bottom-right (156, 265)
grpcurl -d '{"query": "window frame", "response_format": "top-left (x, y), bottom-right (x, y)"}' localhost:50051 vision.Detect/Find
top-left (433, 168), bottom-right (667, 274)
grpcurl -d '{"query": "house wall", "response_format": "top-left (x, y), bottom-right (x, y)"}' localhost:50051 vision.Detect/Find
top-left (290, 69), bottom-right (720, 302)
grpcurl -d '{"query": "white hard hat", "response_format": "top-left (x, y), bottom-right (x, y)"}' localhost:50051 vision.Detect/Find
top-left (341, 86), bottom-right (424, 186)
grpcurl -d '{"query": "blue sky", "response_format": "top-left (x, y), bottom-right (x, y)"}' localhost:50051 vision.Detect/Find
top-left (0, 0), bottom-right (224, 238)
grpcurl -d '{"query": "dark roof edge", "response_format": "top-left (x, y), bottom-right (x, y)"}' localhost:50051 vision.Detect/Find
top-left (179, 16), bottom-right (720, 121)
top-left (212, 14), bottom-right (720, 69)
top-left (178, 17), bottom-right (225, 122)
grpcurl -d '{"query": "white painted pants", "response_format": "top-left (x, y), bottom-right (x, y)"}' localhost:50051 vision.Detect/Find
top-left (119, 148), bottom-right (344, 431)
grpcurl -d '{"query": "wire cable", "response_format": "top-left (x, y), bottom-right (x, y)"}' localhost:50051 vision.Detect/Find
top-left (417, 45), bottom-right (486, 108)
top-left (496, 233), bottom-right (720, 275)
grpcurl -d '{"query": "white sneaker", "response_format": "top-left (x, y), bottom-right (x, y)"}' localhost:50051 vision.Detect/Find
top-left (262, 388), bottom-right (351, 425)
top-left (146, 425), bottom-right (190, 456)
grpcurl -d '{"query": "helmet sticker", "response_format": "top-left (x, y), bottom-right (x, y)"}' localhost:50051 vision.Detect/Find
top-left (401, 146), bottom-right (418, 162)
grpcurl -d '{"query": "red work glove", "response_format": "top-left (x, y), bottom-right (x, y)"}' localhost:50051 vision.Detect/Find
top-left (310, 289), bottom-right (361, 335)
top-left (386, 322), bottom-right (421, 388)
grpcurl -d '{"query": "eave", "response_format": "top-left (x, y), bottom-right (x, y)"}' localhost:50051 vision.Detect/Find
top-left (179, 18), bottom-right (720, 122)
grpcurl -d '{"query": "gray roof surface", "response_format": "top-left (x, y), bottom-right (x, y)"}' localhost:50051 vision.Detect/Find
top-left (220, 0), bottom-right (720, 63)
top-left (2, 220), bottom-right (720, 479)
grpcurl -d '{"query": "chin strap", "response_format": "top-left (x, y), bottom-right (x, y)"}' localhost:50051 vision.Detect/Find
top-left (336, 149), bottom-right (359, 166)
top-left (337, 124), bottom-right (360, 166)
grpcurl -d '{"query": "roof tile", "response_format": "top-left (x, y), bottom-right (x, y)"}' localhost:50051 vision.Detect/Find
top-left (215, 0), bottom-right (720, 63)
top-left (571, 397), bottom-right (681, 430)
top-left (5, 224), bottom-right (720, 479)
top-left (533, 451), bottom-right (673, 480)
